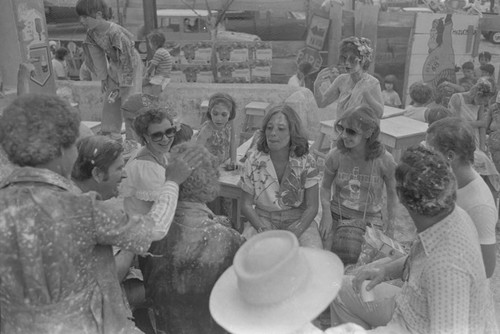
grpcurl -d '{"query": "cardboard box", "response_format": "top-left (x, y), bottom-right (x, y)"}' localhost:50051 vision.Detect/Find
top-left (217, 62), bottom-right (250, 83)
top-left (216, 42), bottom-right (250, 62)
top-left (250, 60), bottom-right (272, 83)
top-left (179, 42), bottom-right (213, 65)
top-left (254, 42), bottom-right (272, 61)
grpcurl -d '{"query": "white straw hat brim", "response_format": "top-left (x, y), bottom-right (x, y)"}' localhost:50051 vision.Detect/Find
top-left (209, 247), bottom-right (344, 334)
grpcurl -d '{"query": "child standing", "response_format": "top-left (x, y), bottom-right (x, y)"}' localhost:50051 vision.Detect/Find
top-left (381, 74), bottom-right (402, 108)
top-left (195, 93), bottom-right (236, 165)
top-left (144, 30), bottom-right (173, 96)
top-left (404, 82), bottom-right (433, 122)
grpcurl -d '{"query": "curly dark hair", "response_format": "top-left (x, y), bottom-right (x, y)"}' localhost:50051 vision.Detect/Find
top-left (409, 82), bottom-right (433, 105)
top-left (0, 94), bottom-right (80, 167)
top-left (55, 47), bottom-right (69, 61)
top-left (171, 142), bottom-right (220, 203)
top-left (147, 30), bottom-right (166, 49)
top-left (75, 0), bottom-right (112, 20)
top-left (426, 117), bottom-right (475, 165)
top-left (257, 104), bottom-right (309, 157)
top-left (336, 106), bottom-right (384, 161)
top-left (207, 92), bottom-right (236, 122)
top-left (133, 107), bottom-right (173, 145)
top-left (395, 146), bottom-right (456, 216)
top-left (71, 135), bottom-right (123, 181)
top-left (339, 36), bottom-right (372, 71)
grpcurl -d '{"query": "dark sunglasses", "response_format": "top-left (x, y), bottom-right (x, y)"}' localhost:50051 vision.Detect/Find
top-left (149, 127), bottom-right (176, 142)
top-left (335, 123), bottom-right (359, 136)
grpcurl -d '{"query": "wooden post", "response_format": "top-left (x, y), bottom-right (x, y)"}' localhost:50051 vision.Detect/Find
top-left (229, 120), bottom-right (237, 167)
top-left (143, 0), bottom-right (158, 60)
top-left (327, 1), bottom-right (343, 67)
top-left (1, 0), bottom-right (56, 95)
top-left (354, 4), bottom-right (379, 74)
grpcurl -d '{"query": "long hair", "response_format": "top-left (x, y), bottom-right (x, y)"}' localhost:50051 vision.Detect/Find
top-left (256, 104), bottom-right (309, 157)
top-left (336, 106), bottom-right (384, 161)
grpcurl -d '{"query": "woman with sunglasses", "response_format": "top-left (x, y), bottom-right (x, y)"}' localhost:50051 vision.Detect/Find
top-left (121, 107), bottom-right (179, 215)
top-left (319, 106), bottom-right (398, 261)
top-left (314, 37), bottom-right (384, 119)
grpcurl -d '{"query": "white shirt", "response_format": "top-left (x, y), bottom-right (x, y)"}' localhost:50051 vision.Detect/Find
top-left (456, 170), bottom-right (498, 245)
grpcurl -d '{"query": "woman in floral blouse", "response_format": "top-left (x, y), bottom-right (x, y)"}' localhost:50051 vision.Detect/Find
top-left (240, 104), bottom-right (322, 248)
top-left (0, 94), bottom-right (203, 334)
top-left (76, 0), bottom-right (143, 141)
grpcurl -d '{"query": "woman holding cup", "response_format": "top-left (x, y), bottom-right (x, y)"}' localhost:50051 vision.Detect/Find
top-left (314, 37), bottom-right (384, 119)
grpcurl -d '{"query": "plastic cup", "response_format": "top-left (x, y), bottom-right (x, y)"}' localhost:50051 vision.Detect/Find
top-left (360, 280), bottom-right (375, 302)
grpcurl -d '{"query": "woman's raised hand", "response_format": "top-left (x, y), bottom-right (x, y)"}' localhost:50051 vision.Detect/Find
top-left (165, 146), bottom-right (205, 185)
top-left (314, 67), bottom-right (333, 88)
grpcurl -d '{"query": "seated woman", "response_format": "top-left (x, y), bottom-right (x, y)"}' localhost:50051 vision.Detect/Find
top-left (142, 143), bottom-right (244, 334)
top-left (0, 94), bottom-right (202, 334)
top-left (314, 36), bottom-right (384, 119)
top-left (121, 107), bottom-right (177, 215)
top-left (240, 104), bottom-right (322, 248)
top-left (194, 92), bottom-right (236, 165)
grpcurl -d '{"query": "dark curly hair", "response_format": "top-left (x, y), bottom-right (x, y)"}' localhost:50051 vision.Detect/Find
top-left (257, 104), bottom-right (309, 157)
top-left (147, 30), bottom-right (166, 49)
top-left (409, 82), bottom-right (433, 105)
top-left (71, 135), bottom-right (123, 181)
top-left (0, 94), bottom-right (80, 167)
top-left (75, 0), bottom-right (112, 20)
top-left (171, 142), bottom-right (220, 203)
top-left (133, 107), bottom-right (174, 145)
top-left (426, 117), bottom-right (475, 165)
top-left (395, 146), bottom-right (456, 216)
top-left (207, 92), bottom-right (236, 122)
top-left (336, 106), bottom-right (384, 161)
top-left (339, 36), bottom-right (372, 71)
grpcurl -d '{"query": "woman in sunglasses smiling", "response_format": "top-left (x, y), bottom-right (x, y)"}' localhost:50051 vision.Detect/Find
top-left (319, 106), bottom-right (398, 260)
top-left (121, 107), bottom-right (179, 215)
top-left (313, 36), bottom-right (384, 119)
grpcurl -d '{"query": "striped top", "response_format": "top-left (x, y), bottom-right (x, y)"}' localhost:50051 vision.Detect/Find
top-left (151, 47), bottom-right (173, 78)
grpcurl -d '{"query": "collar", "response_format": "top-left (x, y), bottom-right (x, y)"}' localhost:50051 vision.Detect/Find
top-left (0, 167), bottom-right (82, 194)
top-left (418, 206), bottom-right (458, 256)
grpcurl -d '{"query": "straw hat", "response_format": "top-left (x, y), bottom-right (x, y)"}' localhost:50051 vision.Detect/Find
top-left (209, 230), bottom-right (344, 334)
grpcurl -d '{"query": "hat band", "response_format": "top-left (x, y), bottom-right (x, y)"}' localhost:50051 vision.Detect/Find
top-left (237, 251), bottom-right (310, 306)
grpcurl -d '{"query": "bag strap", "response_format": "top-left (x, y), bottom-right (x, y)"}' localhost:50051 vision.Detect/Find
top-left (338, 155), bottom-right (374, 223)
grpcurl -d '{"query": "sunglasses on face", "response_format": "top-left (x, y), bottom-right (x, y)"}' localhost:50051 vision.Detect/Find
top-left (339, 54), bottom-right (360, 65)
top-left (149, 127), bottom-right (176, 142)
top-left (335, 123), bottom-right (360, 136)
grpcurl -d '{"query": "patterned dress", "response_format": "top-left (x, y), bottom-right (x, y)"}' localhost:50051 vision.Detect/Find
top-left (142, 201), bottom-right (243, 334)
top-left (0, 167), bottom-right (178, 334)
top-left (195, 121), bottom-right (231, 165)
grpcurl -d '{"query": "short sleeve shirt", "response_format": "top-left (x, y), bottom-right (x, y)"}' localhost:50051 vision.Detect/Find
top-left (239, 150), bottom-right (320, 212)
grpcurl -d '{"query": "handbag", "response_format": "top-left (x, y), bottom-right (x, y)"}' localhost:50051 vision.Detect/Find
top-left (331, 159), bottom-right (374, 265)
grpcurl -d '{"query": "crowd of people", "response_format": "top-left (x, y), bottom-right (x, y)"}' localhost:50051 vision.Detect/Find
top-left (1, 0), bottom-right (500, 333)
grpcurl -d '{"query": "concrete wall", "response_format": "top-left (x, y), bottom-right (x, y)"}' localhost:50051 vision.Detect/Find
top-left (55, 81), bottom-right (338, 141)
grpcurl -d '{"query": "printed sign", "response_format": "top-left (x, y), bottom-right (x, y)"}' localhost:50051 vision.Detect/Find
top-left (28, 44), bottom-right (51, 86)
top-left (296, 47), bottom-right (323, 74)
top-left (306, 15), bottom-right (330, 50)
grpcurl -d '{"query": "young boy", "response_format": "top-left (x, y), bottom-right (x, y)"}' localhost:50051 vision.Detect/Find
top-left (144, 30), bottom-right (173, 96)
top-left (404, 82), bottom-right (433, 122)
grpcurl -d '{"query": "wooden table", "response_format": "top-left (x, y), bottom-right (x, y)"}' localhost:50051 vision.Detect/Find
top-left (216, 137), bottom-right (254, 232)
top-left (379, 116), bottom-right (428, 161)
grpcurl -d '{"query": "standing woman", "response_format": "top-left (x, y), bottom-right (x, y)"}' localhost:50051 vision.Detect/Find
top-left (314, 37), bottom-right (384, 119)
top-left (76, 0), bottom-right (143, 142)
top-left (240, 104), bottom-right (322, 248)
top-left (319, 106), bottom-right (398, 263)
top-left (448, 77), bottom-right (495, 152)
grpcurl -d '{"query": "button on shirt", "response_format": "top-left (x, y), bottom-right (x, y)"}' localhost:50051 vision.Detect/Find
top-left (390, 206), bottom-right (498, 334)
top-left (239, 151), bottom-right (320, 212)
